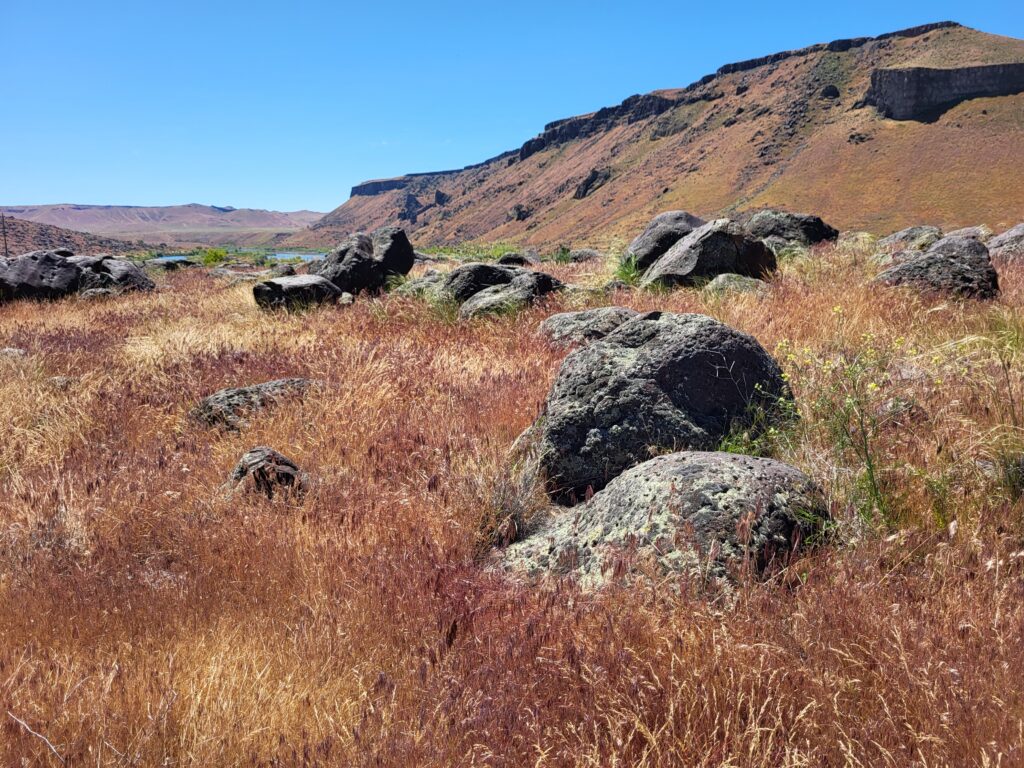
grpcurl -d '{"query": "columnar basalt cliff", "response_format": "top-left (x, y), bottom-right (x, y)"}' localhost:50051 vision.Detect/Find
top-left (287, 22), bottom-right (1024, 249)
top-left (867, 63), bottom-right (1024, 120)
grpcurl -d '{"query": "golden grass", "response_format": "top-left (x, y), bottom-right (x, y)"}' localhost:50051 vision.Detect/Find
top-left (1, 249), bottom-right (1023, 765)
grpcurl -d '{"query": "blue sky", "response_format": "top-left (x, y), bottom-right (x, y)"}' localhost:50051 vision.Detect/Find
top-left (2, 1), bottom-right (1021, 212)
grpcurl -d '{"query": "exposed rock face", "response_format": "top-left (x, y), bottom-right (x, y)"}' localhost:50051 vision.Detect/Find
top-left (192, 378), bottom-right (310, 430)
top-left (310, 227), bottom-right (415, 294)
top-left (574, 167), bottom-right (612, 199)
top-left (226, 446), bottom-right (308, 498)
top-left (989, 224), bottom-right (1024, 259)
top-left (438, 263), bottom-right (525, 303)
top-left (458, 272), bottom-right (563, 319)
top-left (640, 219), bottom-right (775, 288)
top-left (876, 235), bottom-right (999, 299)
top-left (877, 225), bottom-right (942, 251)
top-left (500, 451), bottom-right (827, 590)
top-left (866, 63), bottom-right (1024, 121)
top-left (625, 211), bottom-right (706, 270)
top-left (539, 307), bottom-right (640, 347)
top-left (253, 275), bottom-right (346, 310)
top-left (0, 249), bottom-right (154, 302)
top-left (533, 312), bottom-right (790, 501)
top-left (742, 209), bottom-right (838, 246)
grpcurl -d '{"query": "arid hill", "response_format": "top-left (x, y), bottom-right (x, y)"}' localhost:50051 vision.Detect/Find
top-left (286, 21), bottom-right (1024, 250)
top-left (0, 215), bottom-right (144, 256)
top-left (0, 203), bottom-right (324, 248)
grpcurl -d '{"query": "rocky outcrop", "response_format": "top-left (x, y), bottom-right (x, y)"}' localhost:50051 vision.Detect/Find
top-left (500, 451), bottom-right (828, 590)
top-left (640, 219), bottom-right (775, 288)
top-left (192, 378), bottom-right (310, 430)
top-left (866, 63), bottom-right (1024, 121)
top-left (531, 311), bottom-right (790, 502)
top-left (574, 168), bottom-right (611, 199)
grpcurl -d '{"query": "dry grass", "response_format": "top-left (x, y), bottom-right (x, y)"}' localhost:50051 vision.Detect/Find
top-left (1, 245), bottom-right (1023, 766)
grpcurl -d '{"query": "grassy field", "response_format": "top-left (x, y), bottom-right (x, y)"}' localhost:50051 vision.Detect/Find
top-left (1, 241), bottom-right (1023, 766)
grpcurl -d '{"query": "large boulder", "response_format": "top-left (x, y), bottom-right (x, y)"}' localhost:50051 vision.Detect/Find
top-left (742, 209), bottom-right (838, 246)
top-left (437, 263), bottom-right (525, 303)
top-left (877, 225), bottom-right (942, 252)
top-left (312, 227), bottom-right (416, 294)
top-left (372, 226), bottom-right (416, 276)
top-left (988, 223), bottom-right (1024, 259)
top-left (0, 249), bottom-right (82, 301)
top-left (192, 378), bottom-right (310, 430)
top-left (253, 274), bottom-right (347, 310)
top-left (0, 249), bottom-right (154, 302)
top-left (501, 451), bottom-right (827, 589)
top-left (876, 235), bottom-right (999, 299)
top-left (539, 307), bottom-right (639, 347)
top-left (625, 211), bottom-right (706, 270)
top-left (639, 219), bottom-right (775, 288)
top-left (458, 271), bottom-right (563, 319)
top-left (532, 311), bottom-right (790, 501)
top-left (226, 446), bottom-right (308, 498)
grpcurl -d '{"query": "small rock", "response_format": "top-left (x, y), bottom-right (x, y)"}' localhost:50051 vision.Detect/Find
top-left (226, 446), bottom-right (308, 498)
top-left (569, 248), bottom-right (602, 263)
top-left (192, 378), bottom-right (310, 430)
top-left (703, 273), bottom-right (769, 294)
top-left (497, 252), bottom-right (531, 266)
top-left (1, 347), bottom-right (27, 358)
top-left (877, 225), bottom-right (942, 252)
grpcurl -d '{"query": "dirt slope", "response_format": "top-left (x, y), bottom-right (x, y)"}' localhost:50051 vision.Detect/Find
top-left (286, 22), bottom-right (1024, 250)
top-left (0, 215), bottom-right (144, 257)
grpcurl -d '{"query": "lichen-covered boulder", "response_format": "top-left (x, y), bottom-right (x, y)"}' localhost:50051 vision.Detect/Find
top-left (500, 451), bottom-right (827, 590)
top-left (226, 446), bottom-right (308, 498)
top-left (253, 274), bottom-right (345, 310)
top-left (945, 225), bottom-right (992, 242)
top-left (877, 225), bottom-right (942, 252)
top-left (437, 263), bottom-right (526, 303)
top-left (533, 311), bottom-right (790, 501)
top-left (876, 235), bottom-right (999, 299)
top-left (624, 211), bottom-right (706, 270)
top-left (989, 223), bottom-right (1024, 259)
top-left (742, 209), bottom-right (838, 246)
top-left (192, 378), bottom-right (310, 429)
top-left (703, 273), bottom-right (769, 295)
top-left (539, 307), bottom-right (639, 347)
top-left (459, 271), bottom-right (563, 318)
top-left (640, 219), bottom-right (775, 288)
top-left (394, 269), bottom-right (445, 298)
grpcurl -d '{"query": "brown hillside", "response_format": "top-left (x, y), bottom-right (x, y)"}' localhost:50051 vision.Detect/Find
top-left (0, 215), bottom-right (145, 257)
top-left (0, 203), bottom-right (325, 248)
top-left (286, 22), bottom-right (1024, 250)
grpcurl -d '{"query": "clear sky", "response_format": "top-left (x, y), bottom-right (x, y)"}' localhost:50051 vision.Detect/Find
top-left (2, 1), bottom-right (1021, 212)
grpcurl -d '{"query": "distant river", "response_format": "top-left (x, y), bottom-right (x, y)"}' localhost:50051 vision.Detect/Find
top-left (151, 252), bottom-right (325, 263)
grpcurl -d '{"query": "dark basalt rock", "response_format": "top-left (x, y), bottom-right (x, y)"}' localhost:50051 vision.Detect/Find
top-left (625, 211), bottom-right (707, 270)
top-left (500, 451), bottom-right (827, 589)
top-left (0, 249), bottom-right (154, 302)
top-left (877, 225), bottom-right (942, 252)
top-left (311, 228), bottom-right (415, 294)
top-left (866, 63), bottom-right (1024, 121)
top-left (539, 307), bottom-right (639, 347)
top-left (497, 252), bottom-right (531, 266)
top-left (532, 311), bottom-right (790, 502)
top-left (192, 378), bottom-right (310, 430)
top-left (989, 224), bottom-right (1024, 259)
top-left (438, 263), bottom-right (527, 303)
top-left (640, 219), bottom-right (776, 288)
top-left (253, 274), bottom-right (346, 310)
top-left (226, 446), bottom-right (308, 498)
top-left (742, 209), bottom-right (838, 246)
top-left (573, 167), bottom-right (611, 199)
top-left (372, 226), bottom-right (416, 276)
top-left (569, 248), bottom-right (602, 263)
top-left (876, 235), bottom-right (999, 299)
top-left (458, 271), bottom-right (563, 319)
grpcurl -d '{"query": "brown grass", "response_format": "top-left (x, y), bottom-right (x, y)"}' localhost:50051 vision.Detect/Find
top-left (1, 244), bottom-right (1023, 766)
